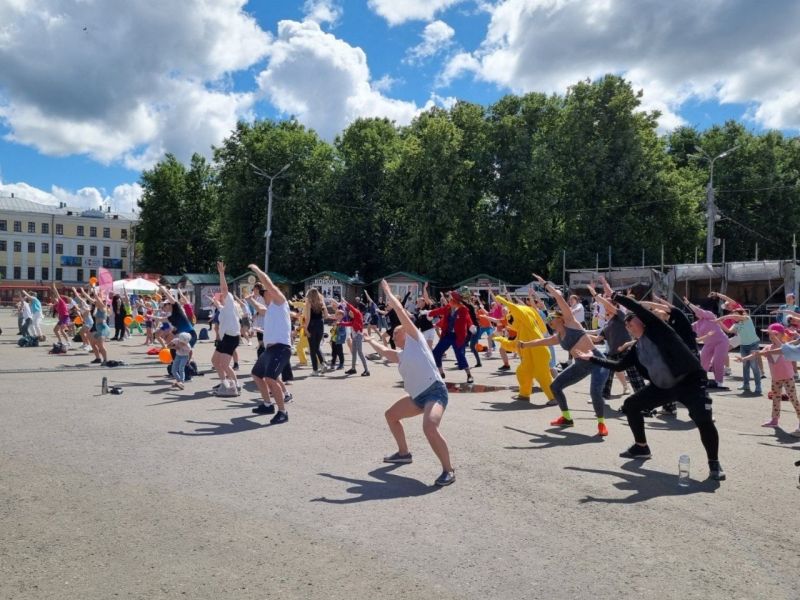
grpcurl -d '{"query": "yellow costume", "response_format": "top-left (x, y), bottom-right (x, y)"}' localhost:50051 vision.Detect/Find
top-left (492, 295), bottom-right (553, 401)
top-left (291, 301), bottom-right (308, 365)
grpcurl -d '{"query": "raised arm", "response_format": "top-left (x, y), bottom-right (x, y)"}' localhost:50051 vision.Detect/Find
top-left (216, 261), bottom-right (229, 297)
top-left (588, 282), bottom-right (617, 317)
top-left (613, 292), bottom-right (668, 332)
top-left (422, 281), bottom-right (433, 306)
top-left (248, 264), bottom-right (285, 305)
top-left (381, 280), bottom-right (419, 340)
top-left (532, 273), bottom-right (578, 327)
top-left (363, 331), bottom-right (400, 363)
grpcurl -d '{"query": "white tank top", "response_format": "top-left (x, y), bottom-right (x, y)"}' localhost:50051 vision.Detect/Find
top-left (263, 301), bottom-right (291, 346)
top-left (398, 333), bottom-right (443, 399)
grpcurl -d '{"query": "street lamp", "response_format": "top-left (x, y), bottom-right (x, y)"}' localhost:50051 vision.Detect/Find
top-left (250, 162), bottom-right (291, 274)
top-left (689, 145), bottom-right (738, 263)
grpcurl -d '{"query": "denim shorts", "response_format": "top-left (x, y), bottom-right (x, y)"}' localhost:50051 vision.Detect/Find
top-left (252, 343), bottom-right (291, 380)
top-left (412, 380), bottom-right (449, 410)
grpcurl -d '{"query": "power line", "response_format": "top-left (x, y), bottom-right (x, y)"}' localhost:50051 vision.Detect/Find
top-left (716, 183), bottom-right (800, 194)
top-left (718, 213), bottom-right (781, 245)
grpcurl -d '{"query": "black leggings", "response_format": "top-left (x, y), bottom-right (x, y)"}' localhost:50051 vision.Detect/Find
top-left (307, 320), bottom-right (325, 371)
top-left (621, 372), bottom-right (720, 461)
top-left (114, 312), bottom-right (126, 339)
top-left (331, 342), bottom-right (344, 367)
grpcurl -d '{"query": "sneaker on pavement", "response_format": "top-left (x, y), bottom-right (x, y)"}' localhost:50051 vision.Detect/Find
top-left (361, 371), bottom-right (370, 377)
top-left (550, 416), bottom-right (574, 427)
top-left (434, 470), bottom-right (455, 487)
top-left (252, 403), bottom-right (276, 415)
top-left (345, 368), bottom-right (357, 375)
top-left (498, 365), bottom-right (511, 371)
top-left (708, 461), bottom-right (726, 481)
top-left (383, 452), bottom-right (412, 464)
top-left (761, 419), bottom-right (779, 427)
top-left (597, 422), bottom-right (608, 437)
top-left (619, 444), bottom-right (652, 459)
top-left (545, 399), bottom-right (558, 407)
top-left (466, 375), bottom-right (474, 384)
top-left (283, 393), bottom-right (293, 403)
top-left (269, 411), bottom-right (288, 425)
top-left (789, 427), bottom-right (800, 437)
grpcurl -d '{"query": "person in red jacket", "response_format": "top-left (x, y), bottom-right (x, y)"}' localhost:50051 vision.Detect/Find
top-left (429, 291), bottom-right (475, 384)
top-left (342, 301), bottom-right (369, 376)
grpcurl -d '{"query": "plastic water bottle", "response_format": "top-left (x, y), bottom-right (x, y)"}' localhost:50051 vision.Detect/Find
top-left (678, 454), bottom-right (690, 487)
top-left (101, 376), bottom-right (108, 395)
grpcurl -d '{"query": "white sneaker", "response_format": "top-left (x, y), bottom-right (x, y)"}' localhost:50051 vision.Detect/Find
top-left (724, 367), bottom-right (732, 377)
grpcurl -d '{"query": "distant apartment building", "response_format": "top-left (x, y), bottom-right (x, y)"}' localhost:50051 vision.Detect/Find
top-left (0, 194), bottom-right (137, 302)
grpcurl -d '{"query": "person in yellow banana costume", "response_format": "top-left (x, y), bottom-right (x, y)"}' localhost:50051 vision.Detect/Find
top-left (291, 299), bottom-right (309, 366)
top-left (492, 295), bottom-right (554, 402)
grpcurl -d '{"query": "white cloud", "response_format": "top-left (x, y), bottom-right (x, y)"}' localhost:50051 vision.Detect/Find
top-left (0, 0), bottom-right (270, 168)
top-left (372, 74), bottom-right (402, 93)
top-left (257, 20), bottom-right (424, 139)
top-left (368, 0), bottom-right (465, 25)
top-left (303, 0), bottom-right (342, 26)
top-left (0, 180), bottom-right (142, 214)
top-left (441, 0), bottom-right (800, 131)
top-left (405, 20), bottom-right (456, 64)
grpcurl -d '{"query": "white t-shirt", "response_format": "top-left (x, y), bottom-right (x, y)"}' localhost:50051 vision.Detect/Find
top-left (571, 302), bottom-right (585, 324)
top-left (264, 300), bottom-right (291, 346)
top-left (21, 301), bottom-right (32, 320)
top-left (218, 293), bottom-right (241, 337)
top-left (398, 332), bottom-right (443, 398)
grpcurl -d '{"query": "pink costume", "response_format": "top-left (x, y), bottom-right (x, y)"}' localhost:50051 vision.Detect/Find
top-left (691, 306), bottom-right (729, 384)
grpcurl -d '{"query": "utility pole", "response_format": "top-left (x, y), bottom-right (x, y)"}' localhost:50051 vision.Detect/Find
top-left (691, 145), bottom-right (738, 264)
top-left (250, 162), bottom-right (291, 274)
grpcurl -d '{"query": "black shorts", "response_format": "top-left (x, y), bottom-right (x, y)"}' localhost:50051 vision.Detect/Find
top-left (252, 344), bottom-right (291, 380)
top-left (215, 334), bottom-right (240, 356)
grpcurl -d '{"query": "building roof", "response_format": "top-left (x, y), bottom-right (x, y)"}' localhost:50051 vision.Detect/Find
top-left (0, 194), bottom-right (136, 221)
top-left (302, 271), bottom-right (365, 285)
top-left (451, 273), bottom-right (508, 288)
top-left (230, 270), bottom-right (293, 285)
top-left (371, 271), bottom-right (432, 284)
top-left (162, 273), bottom-right (226, 285)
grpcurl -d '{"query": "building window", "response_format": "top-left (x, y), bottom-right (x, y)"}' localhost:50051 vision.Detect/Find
top-left (103, 227), bottom-right (110, 238)
top-left (0, 220), bottom-right (6, 231)
top-left (42, 242), bottom-right (49, 254)
top-left (121, 247), bottom-right (127, 258)
top-left (42, 222), bottom-right (49, 234)
top-left (55, 243), bottom-right (63, 254)
top-left (13, 241), bottom-right (21, 252)
top-left (28, 221), bottom-right (36, 233)
top-left (0, 266), bottom-right (6, 279)
top-left (27, 267), bottom-right (35, 280)
top-left (89, 245), bottom-right (97, 257)
top-left (121, 229), bottom-right (128, 240)
top-left (76, 268), bottom-right (84, 282)
top-left (56, 223), bottom-right (63, 235)
top-left (55, 267), bottom-right (63, 281)
top-left (77, 225), bottom-right (84, 236)
top-left (13, 267), bottom-right (21, 279)
top-left (77, 244), bottom-right (84, 256)
top-left (27, 242), bottom-right (35, 253)
top-left (103, 246), bottom-right (110, 257)
top-left (14, 220), bottom-right (21, 232)
top-left (90, 226), bottom-right (97, 237)
top-left (0, 240), bottom-right (5, 251)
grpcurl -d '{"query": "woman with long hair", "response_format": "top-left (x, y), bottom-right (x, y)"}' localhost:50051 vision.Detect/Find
top-left (304, 288), bottom-right (332, 375)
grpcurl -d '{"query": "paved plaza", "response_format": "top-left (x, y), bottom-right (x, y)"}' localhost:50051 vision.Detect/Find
top-left (1, 313), bottom-right (799, 599)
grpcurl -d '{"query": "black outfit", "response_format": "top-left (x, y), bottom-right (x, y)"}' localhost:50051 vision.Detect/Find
top-left (466, 303), bottom-right (481, 366)
top-left (112, 296), bottom-right (125, 340)
top-left (307, 307), bottom-right (326, 371)
top-left (590, 294), bottom-right (721, 463)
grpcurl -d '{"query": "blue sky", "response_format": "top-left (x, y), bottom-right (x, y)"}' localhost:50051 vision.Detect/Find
top-left (0, 0), bottom-right (797, 212)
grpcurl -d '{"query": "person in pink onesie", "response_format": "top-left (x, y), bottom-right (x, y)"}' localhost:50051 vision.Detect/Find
top-left (685, 297), bottom-right (729, 388)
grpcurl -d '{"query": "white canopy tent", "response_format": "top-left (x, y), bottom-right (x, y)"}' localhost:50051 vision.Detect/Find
top-left (112, 277), bottom-right (160, 294)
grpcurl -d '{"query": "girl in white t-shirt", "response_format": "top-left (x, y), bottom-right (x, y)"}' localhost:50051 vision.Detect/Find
top-left (363, 280), bottom-right (455, 487)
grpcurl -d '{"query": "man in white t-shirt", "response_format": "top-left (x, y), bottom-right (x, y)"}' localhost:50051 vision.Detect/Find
top-left (363, 279), bottom-right (455, 487)
top-left (249, 264), bottom-right (292, 425)
top-left (210, 262), bottom-right (240, 396)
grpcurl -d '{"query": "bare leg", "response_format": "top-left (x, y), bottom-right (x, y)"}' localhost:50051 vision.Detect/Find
top-left (384, 396), bottom-right (423, 455)
top-left (422, 401), bottom-right (452, 471)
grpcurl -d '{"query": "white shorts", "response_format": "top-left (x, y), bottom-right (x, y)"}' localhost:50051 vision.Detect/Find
top-left (422, 328), bottom-right (436, 343)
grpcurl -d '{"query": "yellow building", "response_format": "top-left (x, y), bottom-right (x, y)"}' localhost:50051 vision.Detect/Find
top-left (0, 194), bottom-right (137, 302)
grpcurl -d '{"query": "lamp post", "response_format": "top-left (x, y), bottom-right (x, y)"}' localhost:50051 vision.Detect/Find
top-left (690, 145), bottom-right (738, 263)
top-left (250, 162), bottom-right (290, 274)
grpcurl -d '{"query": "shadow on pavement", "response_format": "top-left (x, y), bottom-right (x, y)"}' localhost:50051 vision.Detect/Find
top-left (476, 399), bottom-right (545, 412)
top-left (311, 465), bottom-right (439, 504)
top-left (168, 414), bottom-right (265, 436)
top-left (645, 417), bottom-right (698, 431)
top-left (503, 425), bottom-right (604, 449)
top-left (565, 462), bottom-right (720, 504)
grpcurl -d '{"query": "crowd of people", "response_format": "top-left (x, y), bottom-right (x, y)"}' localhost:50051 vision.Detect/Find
top-left (9, 268), bottom-right (800, 486)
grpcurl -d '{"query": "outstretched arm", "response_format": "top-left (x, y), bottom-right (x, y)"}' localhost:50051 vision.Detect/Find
top-left (588, 282), bottom-right (617, 317)
top-left (382, 280), bottom-right (419, 340)
top-left (532, 273), bottom-right (578, 327)
top-left (248, 264), bottom-right (286, 304)
top-left (363, 332), bottom-right (400, 363)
